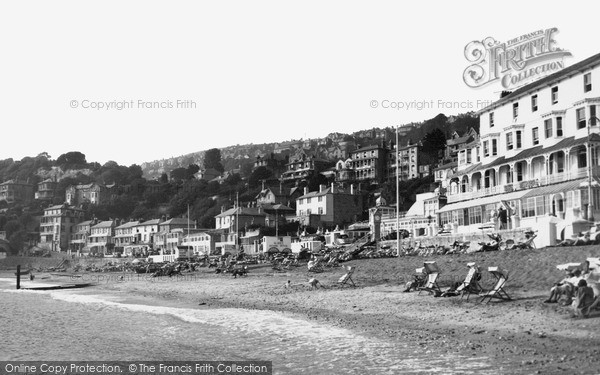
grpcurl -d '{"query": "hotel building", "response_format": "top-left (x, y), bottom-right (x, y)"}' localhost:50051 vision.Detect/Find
top-left (437, 53), bottom-right (600, 241)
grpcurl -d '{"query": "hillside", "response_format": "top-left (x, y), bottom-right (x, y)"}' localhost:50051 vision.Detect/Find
top-left (139, 112), bottom-right (479, 179)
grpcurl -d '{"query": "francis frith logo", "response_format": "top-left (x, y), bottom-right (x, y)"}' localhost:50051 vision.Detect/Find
top-left (463, 27), bottom-right (571, 90)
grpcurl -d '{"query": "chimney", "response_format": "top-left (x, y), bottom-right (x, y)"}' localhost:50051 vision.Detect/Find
top-left (331, 182), bottom-right (335, 194)
top-left (350, 184), bottom-right (354, 195)
top-left (221, 205), bottom-right (225, 213)
top-left (303, 186), bottom-right (308, 195)
top-left (319, 184), bottom-right (326, 193)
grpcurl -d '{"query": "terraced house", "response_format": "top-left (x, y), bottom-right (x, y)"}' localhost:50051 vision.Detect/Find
top-left (438, 52), bottom-right (600, 243)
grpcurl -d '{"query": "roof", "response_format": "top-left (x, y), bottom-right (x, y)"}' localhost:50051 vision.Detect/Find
top-left (479, 51), bottom-right (600, 114)
top-left (91, 221), bottom-right (115, 228)
top-left (260, 203), bottom-right (294, 212)
top-left (215, 207), bottom-right (266, 218)
top-left (437, 189), bottom-right (532, 214)
top-left (447, 135), bottom-right (472, 146)
top-left (522, 179), bottom-right (586, 199)
top-left (448, 162), bottom-right (481, 178)
top-left (352, 144), bottom-right (384, 153)
top-left (434, 161), bottom-right (457, 171)
top-left (298, 186), bottom-right (352, 199)
top-left (139, 219), bottom-right (162, 226)
top-left (115, 221), bottom-right (139, 229)
top-left (160, 218), bottom-right (190, 226)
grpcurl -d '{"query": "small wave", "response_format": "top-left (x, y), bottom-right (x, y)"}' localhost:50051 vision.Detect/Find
top-left (45, 291), bottom-right (493, 374)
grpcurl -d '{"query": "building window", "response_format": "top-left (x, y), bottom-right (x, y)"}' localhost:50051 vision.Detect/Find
top-left (556, 117), bottom-right (563, 137)
top-left (544, 119), bottom-right (553, 138)
top-left (476, 146), bottom-right (481, 162)
top-left (551, 86), bottom-right (558, 104)
top-left (489, 112), bottom-right (494, 127)
top-left (532, 127), bottom-right (539, 145)
top-left (516, 162), bottom-right (524, 181)
top-left (522, 197), bottom-right (535, 218)
top-left (512, 102), bottom-right (519, 119)
top-left (578, 149), bottom-right (588, 168)
top-left (318, 196), bottom-right (322, 202)
top-left (577, 108), bottom-right (587, 129)
top-left (535, 196), bottom-right (545, 216)
top-left (506, 133), bottom-right (513, 150)
top-left (318, 207), bottom-right (323, 215)
top-left (440, 212), bottom-right (450, 226)
top-left (591, 106), bottom-right (597, 126)
top-left (531, 95), bottom-right (538, 112)
top-left (466, 149), bottom-right (472, 163)
top-left (492, 139), bottom-right (497, 156)
top-left (516, 130), bottom-right (522, 149)
top-left (306, 209), bottom-right (312, 215)
top-left (584, 73), bottom-right (592, 92)
top-left (307, 198), bottom-right (311, 204)
top-left (483, 141), bottom-right (489, 157)
top-left (468, 206), bottom-right (482, 225)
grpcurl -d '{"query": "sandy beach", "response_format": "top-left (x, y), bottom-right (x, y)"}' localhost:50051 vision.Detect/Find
top-left (3, 246), bottom-right (600, 374)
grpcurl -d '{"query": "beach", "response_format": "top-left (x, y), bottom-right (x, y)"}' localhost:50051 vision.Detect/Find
top-left (2, 246), bottom-right (600, 374)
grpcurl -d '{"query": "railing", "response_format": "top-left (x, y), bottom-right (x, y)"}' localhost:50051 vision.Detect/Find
top-left (447, 167), bottom-right (599, 203)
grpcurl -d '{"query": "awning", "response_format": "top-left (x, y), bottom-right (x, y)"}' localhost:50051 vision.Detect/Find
top-left (522, 179), bottom-right (586, 199)
top-left (437, 189), bottom-right (531, 213)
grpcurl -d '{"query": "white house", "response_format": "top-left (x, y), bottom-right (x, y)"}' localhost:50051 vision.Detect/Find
top-left (438, 52), bottom-right (600, 242)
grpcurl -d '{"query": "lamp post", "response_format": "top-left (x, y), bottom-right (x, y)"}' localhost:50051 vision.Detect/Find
top-left (588, 116), bottom-right (600, 221)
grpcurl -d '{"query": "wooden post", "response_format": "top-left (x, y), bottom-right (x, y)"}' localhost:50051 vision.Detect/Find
top-left (16, 265), bottom-right (20, 290)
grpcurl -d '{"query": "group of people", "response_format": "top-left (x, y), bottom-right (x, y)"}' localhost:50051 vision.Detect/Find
top-left (489, 204), bottom-right (510, 231)
top-left (544, 261), bottom-right (600, 318)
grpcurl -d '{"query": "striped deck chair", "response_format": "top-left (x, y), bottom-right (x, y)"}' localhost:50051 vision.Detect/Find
top-left (458, 262), bottom-right (482, 300)
top-left (338, 265), bottom-right (356, 287)
top-left (307, 257), bottom-right (324, 273)
top-left (418, 261), bottom-right (441, 295)
top-left (479, 266), bottom-right (511, 304)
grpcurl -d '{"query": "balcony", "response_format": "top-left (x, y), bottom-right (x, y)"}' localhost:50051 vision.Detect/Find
top-left (446, 166), bottom-right (598, 203)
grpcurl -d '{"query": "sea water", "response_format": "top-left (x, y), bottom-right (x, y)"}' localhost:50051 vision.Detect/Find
top-left (0, 279), bottom-right (497, 374)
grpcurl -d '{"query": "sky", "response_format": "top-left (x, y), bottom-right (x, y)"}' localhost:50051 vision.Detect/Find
top-left (0, 1), bottom-right (597, 166)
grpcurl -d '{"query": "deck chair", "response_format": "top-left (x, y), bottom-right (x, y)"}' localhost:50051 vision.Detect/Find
top-left (338, 265), bottom-right (356, 287)
top-left (479, 266), bottom-right (511, 304)
top-left (307, 258), bottom-right (324, 273)
top-left (418, 261), bottom-right (441, 295)
top-left (458, 262), bottom-right (483, 300)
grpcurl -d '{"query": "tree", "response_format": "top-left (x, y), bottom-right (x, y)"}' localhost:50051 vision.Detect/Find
top-left (170, 167), bottom-right (188, 182)
top-left (248, 166), bottom-right (272, 188)
top-left (128, 164), bottom-right (144, 180)
top-left (307, 173), bottom-right (329, 193)
top-left (186, 164), bottom-right (200, 179)
top-left (204, 148), bottom-right (224, 173)
top-left (56, 151), bottom-right (87, 170)
top-left (421, 128), bottom-right (446, 161)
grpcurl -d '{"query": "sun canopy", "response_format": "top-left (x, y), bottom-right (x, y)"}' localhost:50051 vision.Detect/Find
top-left (437, 189), bottom-right (531, 214)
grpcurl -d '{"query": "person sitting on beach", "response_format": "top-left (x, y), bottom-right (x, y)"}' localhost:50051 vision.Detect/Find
top-left (403, 269), bottom-right (428, 293)
top-left (572, 279), bottom-right (597, 318)
top-left (573, 232), bottom-right (592, 246)
top-left (545, 270), bottom-right (583, 304)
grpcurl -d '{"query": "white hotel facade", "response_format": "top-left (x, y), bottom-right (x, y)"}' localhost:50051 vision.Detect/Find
top-left (438, 52), bottom-right (600, 241)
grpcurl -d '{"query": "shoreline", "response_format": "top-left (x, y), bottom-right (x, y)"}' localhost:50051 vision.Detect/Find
top-left (3, 246), bottom-right (600, 373)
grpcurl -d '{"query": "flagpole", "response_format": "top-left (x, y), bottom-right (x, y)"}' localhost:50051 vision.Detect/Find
top-left (236, 191), bottom-right (239, 249)
top-left (396, 125), bottom-right (400, 257)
